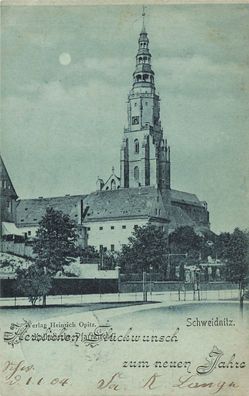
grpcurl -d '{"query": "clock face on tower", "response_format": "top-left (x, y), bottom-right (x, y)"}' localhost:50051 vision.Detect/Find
top-left (132, 116), bottom-right (139, 125)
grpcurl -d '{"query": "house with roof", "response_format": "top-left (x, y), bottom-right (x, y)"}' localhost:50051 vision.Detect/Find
top-left (0, 155), bottom-right (21, 242)
top-left (0, 16), bottom-right (210, 255)
top-left (83, 186), bottom-right (169, 252)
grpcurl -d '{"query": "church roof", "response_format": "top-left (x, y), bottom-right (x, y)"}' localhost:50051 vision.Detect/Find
top-left (169, 206), bottom-right (195, 230)
top-left (15, 195), bottom-right (86, 226)
top-left (14, 188), bottom-right (206, 229)
top-left (170, 189), bottom-right (200, 206)
top-left (83, 186), bottom-right (168, 222)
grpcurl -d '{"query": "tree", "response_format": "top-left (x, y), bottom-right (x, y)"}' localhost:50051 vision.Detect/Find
top-left (214, 232), bottom-right (232, 261)
top-left (78, 245), bottom-right (100, 263)
top-left (34, 207), bottom-right (78, 273)
top-left (169, 226), bottom-right (202, 272)
top-left (118, 224), bottom-right (168, 274)
top-left (225, 228), bottom-right (249, 304)
top-left (169, 226), bottom-right (202, 264)
top-left (33, 207), bottom-right (78, 305)
top-left (16, 264), bottom-right (52, 306)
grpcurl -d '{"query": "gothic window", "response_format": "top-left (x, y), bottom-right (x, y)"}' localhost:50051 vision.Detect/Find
top-left (111, 179), bottom-right (116, 190)
top-left (132, 116), bottom-right (139, 125)
top-left (7, 200), bottom-right (11, 213)
top-left (134, 166), bottom-right (139, 182)
top-left (134, 139), bottom-right (139, 154)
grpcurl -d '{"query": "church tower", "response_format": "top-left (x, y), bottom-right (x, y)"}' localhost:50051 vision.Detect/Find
top-left (120, 12), bottom-right (170, 191)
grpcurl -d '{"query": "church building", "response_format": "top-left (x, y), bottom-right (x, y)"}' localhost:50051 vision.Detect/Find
top-left (0, 16), bottom-right (210, 254)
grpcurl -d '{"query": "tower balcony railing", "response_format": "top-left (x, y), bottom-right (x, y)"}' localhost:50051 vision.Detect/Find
top-left (128, 91), bottom-right (153, 99)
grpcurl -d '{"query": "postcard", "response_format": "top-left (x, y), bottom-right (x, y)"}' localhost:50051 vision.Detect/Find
top-left (0, 1), bottom-right (249, 395)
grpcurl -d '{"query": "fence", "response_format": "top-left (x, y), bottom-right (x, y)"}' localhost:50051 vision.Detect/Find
top-left (120, 280), bottom-right (239, 293)
top-left (0, 288), bottom-right (240, 308)
top-left (1, 241), bottom-right (34, 258)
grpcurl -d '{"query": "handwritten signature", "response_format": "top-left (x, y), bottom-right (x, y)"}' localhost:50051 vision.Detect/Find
top-left (97, 372), bottom-right (239, 393)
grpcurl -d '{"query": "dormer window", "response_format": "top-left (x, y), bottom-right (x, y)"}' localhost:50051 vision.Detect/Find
top-left (111, 179), bottom-right (116, 190)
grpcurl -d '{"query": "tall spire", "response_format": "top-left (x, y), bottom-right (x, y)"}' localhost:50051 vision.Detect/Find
top-left (132, 6), bottom-right (154, 90)
top-left (141, 5), bottom-right (147, 33)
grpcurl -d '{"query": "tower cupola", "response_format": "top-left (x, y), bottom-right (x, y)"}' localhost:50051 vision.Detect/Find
top-left (133, 10), bottom-right (154, 88)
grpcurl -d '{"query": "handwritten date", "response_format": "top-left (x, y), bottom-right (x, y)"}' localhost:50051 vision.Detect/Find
top-left (2, 360), bottom-right (70, 386)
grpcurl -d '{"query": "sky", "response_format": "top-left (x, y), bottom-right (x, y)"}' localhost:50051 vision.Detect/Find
top-left (1, 4), bottom-right (249, 233)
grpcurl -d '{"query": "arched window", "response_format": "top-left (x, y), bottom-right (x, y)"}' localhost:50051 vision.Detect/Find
top-left (139, 57), bottom-right (142, 63)
top-left (134, 166), bottom-right (139, 182)
top-left (111, 179), bottom-right (116, 190)
top-left (134, 139), bottom-right (139, 154)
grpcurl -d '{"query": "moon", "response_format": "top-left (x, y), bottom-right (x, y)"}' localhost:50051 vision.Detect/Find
top-left (59, 53), bottom-right (71, 66)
